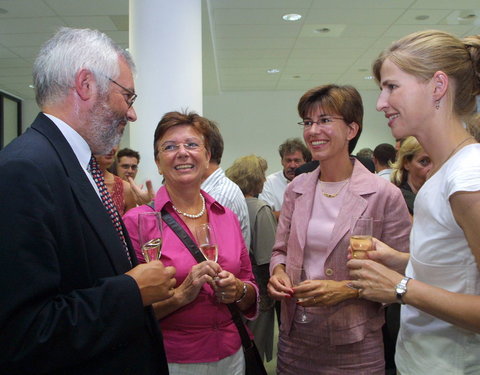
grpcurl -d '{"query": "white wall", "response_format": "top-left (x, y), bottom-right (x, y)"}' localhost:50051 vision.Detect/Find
top-left (21, 99), bottom-right (39, 132)
top-left (203, 89), bottom-right (395, 175)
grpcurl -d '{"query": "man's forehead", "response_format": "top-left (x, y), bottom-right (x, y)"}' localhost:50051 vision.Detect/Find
top-left (119, 156), bottom-right (138, 164)
top-left (283, 151), bottom-right (304, 161)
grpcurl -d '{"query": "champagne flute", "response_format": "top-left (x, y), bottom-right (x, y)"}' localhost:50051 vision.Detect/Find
top-left (287, 263), bottom-right (311, 324)
top-left (195, 223), bottom-right (218, 262)
top-left (350, 216), bottom-right (373, 259)
top-left (138, 212), bottom-right (163, 262)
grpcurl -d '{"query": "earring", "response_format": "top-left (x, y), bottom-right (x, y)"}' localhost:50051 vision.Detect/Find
top-left (435, 100), bottom-right (440, 110)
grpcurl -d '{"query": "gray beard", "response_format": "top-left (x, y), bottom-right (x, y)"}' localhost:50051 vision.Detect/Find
top-left (86, 97), bottom-right (127, 154)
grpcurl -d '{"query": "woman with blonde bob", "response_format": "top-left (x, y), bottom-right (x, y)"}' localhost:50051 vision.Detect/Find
top-left (348, 30), bottom-right (480, 374)
top-left (390, 136), bottom-right (432, 215)
top-left (226, 155), bottom-right (277, 363)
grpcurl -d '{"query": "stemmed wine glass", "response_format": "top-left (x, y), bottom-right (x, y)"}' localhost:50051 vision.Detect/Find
top-left (287, 263), bottom-right (311, 324)
top-left (195, 223), bottom-right (218, 262)
top-left (138, 212), bottom-right (163, 262)
top-left (350, 216), bottom-right (373, 259)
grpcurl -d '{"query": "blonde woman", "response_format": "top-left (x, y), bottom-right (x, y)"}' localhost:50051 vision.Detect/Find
top-left (390, 136), bottom-right (432, 215)
top-left (348, 30), bottom-right (480, 374)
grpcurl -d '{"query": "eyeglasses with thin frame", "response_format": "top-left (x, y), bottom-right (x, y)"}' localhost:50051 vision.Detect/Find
top-left (159, 141), bottom-right (204, 153)
top-left (298, 116), bottom-right (344, 129)
top-left (108, 78), bottom-right (137, 108)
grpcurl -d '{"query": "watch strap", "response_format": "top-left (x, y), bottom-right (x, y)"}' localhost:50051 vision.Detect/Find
top-left (395, 276), bottom-right (411, 304)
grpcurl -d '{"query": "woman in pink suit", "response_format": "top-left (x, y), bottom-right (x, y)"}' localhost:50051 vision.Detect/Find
top-left (267, 84), bottom-right (411, 374)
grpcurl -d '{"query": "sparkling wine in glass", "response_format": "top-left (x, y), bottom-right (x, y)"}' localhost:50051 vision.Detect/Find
top-left (196, 223), bottom-right (218, 262)
top-left (350, 216), bottom-right (373, 259)
top-left (287, 264), bottom-right (311, 324)
top-left (138, 212), bottom-right (163, 262)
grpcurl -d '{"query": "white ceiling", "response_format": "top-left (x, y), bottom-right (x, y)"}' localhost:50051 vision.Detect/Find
top-left (0, 0), bottom-right (479, 101)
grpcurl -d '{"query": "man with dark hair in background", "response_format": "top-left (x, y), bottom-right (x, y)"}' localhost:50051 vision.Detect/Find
top-left (373, 143), bottom-right (396, 181)
top-left (116, 147), bottom-right (140, 181)
top-left (259, 137), bottom-right (311, 219)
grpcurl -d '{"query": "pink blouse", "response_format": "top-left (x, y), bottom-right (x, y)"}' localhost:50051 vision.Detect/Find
top-left (123, 186), bottom-right (258, 363)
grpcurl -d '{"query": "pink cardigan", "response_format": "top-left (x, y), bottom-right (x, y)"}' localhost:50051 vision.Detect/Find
top-left (123, 186), bottom-right (258, 363)
top-left (270, 159), bottom-right (411, 344)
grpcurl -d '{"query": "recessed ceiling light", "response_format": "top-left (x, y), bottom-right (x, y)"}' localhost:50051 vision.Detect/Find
top-left (292, 75), bottom-right (301, 79)
top-left (267, 68), bottom-right (280, 74)
top-left (28, 85), bottom-right (35, 89)
top-left (364, 76), bottom-right (374, 80)
top-left (415, 15), bottom-right (429, 21)
top-left (282, 13), bottom-right (302, 22)
top-left (314, 28), bottom-right (330, 33)
top-left (458, 13), bottom-right (477, 21)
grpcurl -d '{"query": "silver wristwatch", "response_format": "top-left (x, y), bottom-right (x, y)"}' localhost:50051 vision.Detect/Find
top-left (395, 276), bottom-right (411, 304)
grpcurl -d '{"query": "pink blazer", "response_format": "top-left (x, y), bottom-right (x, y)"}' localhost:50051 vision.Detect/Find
top-left (270, 159), bottom-right (411, 345)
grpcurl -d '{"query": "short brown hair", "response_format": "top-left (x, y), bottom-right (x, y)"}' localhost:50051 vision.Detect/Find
top-left (225, 155), bottom-right (268, 197)
top-left (298, 84), bottom-right (364, 154)
top-left (117, 148), bottom-right (140, 163)
top-left (205, 120), bottom-right (224, 165)
top-left (153, 111), bottom-right (211, 160)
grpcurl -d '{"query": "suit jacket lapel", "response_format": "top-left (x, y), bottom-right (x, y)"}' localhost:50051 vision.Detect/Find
top-left (31, 114), bottom-right (132, 273)
top-left (291, 168), bottom-right (321, 259)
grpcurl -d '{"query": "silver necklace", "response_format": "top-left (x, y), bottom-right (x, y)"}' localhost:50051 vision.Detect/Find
top-left (172, 194), bottom-right (206, 219)
top-left (319, 179), bottom-right (349, 198)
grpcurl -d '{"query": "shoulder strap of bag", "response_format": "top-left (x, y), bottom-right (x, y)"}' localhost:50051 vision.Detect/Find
top-left (160, 208), bottom-right (252, 350)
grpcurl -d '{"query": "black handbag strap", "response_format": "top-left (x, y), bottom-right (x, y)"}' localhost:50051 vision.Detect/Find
top-left (160, 208), bottom-right (253, 350)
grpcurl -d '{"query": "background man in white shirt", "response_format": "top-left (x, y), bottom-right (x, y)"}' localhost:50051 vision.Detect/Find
top-left (259, 137), bottom-right (311, 219)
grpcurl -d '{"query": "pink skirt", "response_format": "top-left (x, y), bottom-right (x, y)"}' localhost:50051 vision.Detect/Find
top-left (277, 309), bottom-right (385, 375)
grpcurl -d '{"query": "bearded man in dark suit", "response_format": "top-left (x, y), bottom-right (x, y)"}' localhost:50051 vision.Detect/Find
top-left (0, 27), bottom-right (176, 375)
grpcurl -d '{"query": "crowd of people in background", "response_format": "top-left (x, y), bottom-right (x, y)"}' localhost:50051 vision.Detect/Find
top-left (1, 24), bottom-right (480, 375)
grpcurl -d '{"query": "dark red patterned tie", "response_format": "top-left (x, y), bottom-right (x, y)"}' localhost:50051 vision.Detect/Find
top-left (89, 155), bottom-right (132, 266)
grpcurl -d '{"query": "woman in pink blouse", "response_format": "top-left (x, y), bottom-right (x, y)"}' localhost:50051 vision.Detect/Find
top-left (123, 111), bottom-right (257, 375)
top-left (267, 84), bottom-right (411, 374)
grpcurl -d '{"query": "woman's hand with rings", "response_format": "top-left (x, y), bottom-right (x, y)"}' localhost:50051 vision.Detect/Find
top-left (177, 261), bottom-right (222, 304)
top-left (267, 264), bottom-right (294, 301)
top-left (295, 279), bottom-right (358, 306)
top-left (214, 270), bottom-right (240, 304)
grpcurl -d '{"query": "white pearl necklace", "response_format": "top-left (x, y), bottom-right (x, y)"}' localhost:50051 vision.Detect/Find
top-left (172, 194), bottom-right (206, 219)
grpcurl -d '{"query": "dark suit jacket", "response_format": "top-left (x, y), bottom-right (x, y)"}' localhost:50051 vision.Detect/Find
top-left (0, 114), bottom-right (168, 374)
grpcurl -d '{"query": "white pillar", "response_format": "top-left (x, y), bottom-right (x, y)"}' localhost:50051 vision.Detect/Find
top-left (129, 0), bottom-right (203, 188)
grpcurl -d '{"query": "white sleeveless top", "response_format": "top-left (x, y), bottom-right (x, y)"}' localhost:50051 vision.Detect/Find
top-left (396, 144), bottom-right (480, 375)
